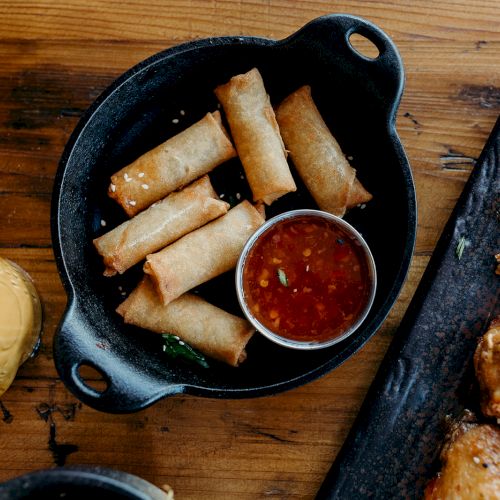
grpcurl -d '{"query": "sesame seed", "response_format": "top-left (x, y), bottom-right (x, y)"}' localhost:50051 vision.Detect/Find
top-left (293, 288), bottom-right (298, 293)
top-left (118, 286), bottom-right (123, 291)
top-left (173, 335), bottom-right (180, 340)
top-left (473, 456), bottom-right (480, 464)
top-left (220, 193), bottom-right (225, 198)
top-left (217, 103), bottom-right (221, 109)
top-left (347, 155), bottom-right (354, 161)
top-left (128, 200), bottom-right (136, 206)
top-left (121, 292), bottom-right (127, 296)
top-left (240, 174), bottom-right (245, 180)
top-left (124, 173), bottom-right (132, 182)
top-left (360, 204), bottom-right (366, 209)
top-left (110, 183), bottom-right (116, 192)
top-left (141, 184), bottom-right (149, 190)
top-left (236, 192), bottom-right (241, 199)
top-left (100, 219), bottom-right (106, 227)
top-left (180, 110), bottom-right (185, 116)
top-left (178, 340), bottom-right (185, 346)
top-left (172, 118), bottom-right (179, 124)
top-left (138, 172), bottom-right (145, 178)
top-left (306, 265), bottom-right (310, 272)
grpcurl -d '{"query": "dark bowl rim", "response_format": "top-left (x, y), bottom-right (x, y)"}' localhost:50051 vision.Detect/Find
top-left (0, 465), bottom-right (168, 499)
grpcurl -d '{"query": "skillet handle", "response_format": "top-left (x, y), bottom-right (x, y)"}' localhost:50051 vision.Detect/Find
top-left (285, 14), bottom-right (405, 118)
top-left (53, 300), bottom-right (184, 413)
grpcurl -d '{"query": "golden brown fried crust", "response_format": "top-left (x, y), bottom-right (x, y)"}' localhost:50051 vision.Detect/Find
top-left (276, 85), bottom-right (372, 216)
top-left (474, 318), bottom-right (500, 419)
top-left (425, 419), bottom-right (500, 499)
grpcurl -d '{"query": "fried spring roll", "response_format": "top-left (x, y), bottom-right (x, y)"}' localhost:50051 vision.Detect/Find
top-left (214, 68), bottom-right (296, 205)
top-left (276, 85), bottom-right (372, 217)
top-left (108, 111), bottom-right (237, 216)
top-left (117, 278), bottom-right (254, 367)
top-left (144, 200), bottom-right (265, 305)
top-left (94, 176), bottom-right (229, 276)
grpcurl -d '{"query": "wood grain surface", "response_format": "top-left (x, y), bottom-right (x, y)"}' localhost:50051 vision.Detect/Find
top-left (0, 1), bottom-right (499, 498)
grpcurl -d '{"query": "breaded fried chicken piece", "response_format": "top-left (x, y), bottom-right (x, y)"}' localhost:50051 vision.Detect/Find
top-left (425, 415), bottom-right (500, 499)
top-left (474, 318), bottom-right (500, 419)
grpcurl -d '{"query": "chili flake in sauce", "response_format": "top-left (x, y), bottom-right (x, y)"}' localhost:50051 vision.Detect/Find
top-left (242, 215), bottom-right (372, 343)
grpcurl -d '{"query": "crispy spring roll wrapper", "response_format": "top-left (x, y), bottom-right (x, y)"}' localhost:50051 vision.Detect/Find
top-left (214, 68), bottom-right (296, 205)
top-left (254, 202), bottom-right (266, 220)
top-left (108, 111), bottom-right (237, 216)
top-left (347, 178), bottom-right (373, 209)
top-left (276, 85), bottom-right (372, 217)
top-left (144, 200), bottom-right (265, 305)
top-left (94, 176), bottom-right (229, 277)
top-left (116, 278), bottom-right (254, 367)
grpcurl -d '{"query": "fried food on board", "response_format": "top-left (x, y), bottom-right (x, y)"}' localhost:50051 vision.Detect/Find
top-left (425, 414), bottom-right (500, 500)
top-left (474, 318), bottom-right (500, 419)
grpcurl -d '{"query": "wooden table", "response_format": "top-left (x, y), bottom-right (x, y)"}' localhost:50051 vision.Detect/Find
top-left (0, 1), bottom-right (498, 498)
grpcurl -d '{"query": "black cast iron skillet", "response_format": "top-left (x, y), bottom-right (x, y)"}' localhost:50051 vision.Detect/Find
top-left (51, 14), bottom-right (416, 413)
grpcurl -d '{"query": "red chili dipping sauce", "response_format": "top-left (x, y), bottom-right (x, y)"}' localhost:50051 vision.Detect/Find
top-left (242, 215), bottom-right (373, 343)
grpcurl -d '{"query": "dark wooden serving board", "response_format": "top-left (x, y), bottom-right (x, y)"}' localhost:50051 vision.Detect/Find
top-left (317, 116), bottom-right (500, 499)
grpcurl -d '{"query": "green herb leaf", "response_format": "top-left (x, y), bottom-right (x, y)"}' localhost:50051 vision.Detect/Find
top-left (161, 334), bottom-right (209, 368)
top-left (277, 268), bottom-right (289, 287)
top-left (456, 236), bottom-right (467, 260)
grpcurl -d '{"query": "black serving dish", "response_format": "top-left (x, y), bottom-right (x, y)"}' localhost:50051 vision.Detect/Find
top-left (0, 466), bottom-right (169, 499)
top-left (51, 14), bottom-right (416, 413)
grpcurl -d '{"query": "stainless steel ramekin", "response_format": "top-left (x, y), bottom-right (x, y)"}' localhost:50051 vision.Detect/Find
top-left (236, 209), bottom-right (377, 350)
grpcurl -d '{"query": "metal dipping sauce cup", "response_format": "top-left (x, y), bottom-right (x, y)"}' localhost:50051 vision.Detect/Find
top-left (236, 209), bottom-right (377, 350)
